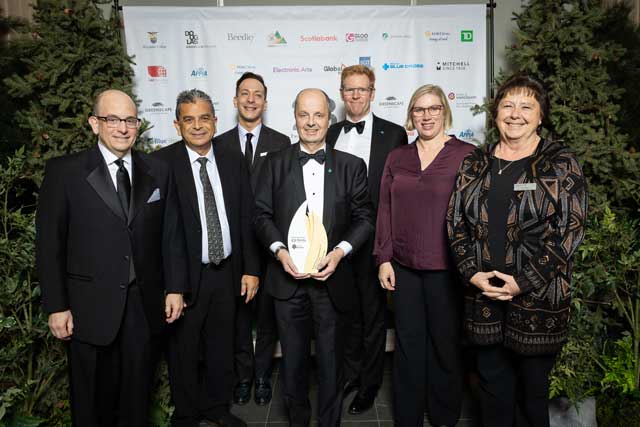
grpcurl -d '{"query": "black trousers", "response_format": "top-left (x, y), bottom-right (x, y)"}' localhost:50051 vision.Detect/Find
top-left (392, 263), bottom-right (463, 427)
top-left (167, 258), bottom-right (236, 427)
top-left (233, 276), bottom-right (278, 381)
top-left (343, 237), bottom-right (386, 393)
top-left (274, 280), bottom-right (345, 427)
top-left (68, 284), bottom-right (154, 427)
top-left (476, 345), bottom-right (557, 427)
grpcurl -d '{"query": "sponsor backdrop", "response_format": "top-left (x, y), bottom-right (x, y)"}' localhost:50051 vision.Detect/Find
top-left (123, 5), bottom-right (486, 146)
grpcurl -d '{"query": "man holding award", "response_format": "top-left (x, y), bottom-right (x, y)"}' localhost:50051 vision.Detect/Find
top-left (254, 88), bottom-right (373, 427)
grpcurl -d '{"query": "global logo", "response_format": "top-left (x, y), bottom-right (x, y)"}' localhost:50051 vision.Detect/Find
top-left (359, 57), bottom-right (371, 67)
top-left (345, 33), bottom-right (368, 42)
top-left (461, 30), bottom-right (474, 42)
top-left (323, 65), bottom-right (346, 73)
top-left (147, 65), bottom-right (167, 78)
top-left (268, 30), bottom-right (287, 46)
top-left (185, 30), bottom-right (199, 45)
top-left (148, 32), bottom-right (157, 44)
top-left (459, 129), bottom-right (474, 139)
top-left (382, 62), bottom-right (424, 71)
top-left (190, 67), bottom-right (208, 78)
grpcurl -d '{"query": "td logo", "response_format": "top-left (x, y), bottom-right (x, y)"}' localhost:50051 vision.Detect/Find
top-left (461, 30), bottom-right (473, 42)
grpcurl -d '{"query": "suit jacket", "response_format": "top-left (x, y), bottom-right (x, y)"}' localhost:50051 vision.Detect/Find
top-left (326, 114), bottom-right (408, 212)
top-left (213, 124), bottom-right (291, 192)
top-left (254, 143), bottom-right (374, 313)
top-left (153, 141), bottom-right (260, 304)
top-left (36, 145), bottom-right (188, 346)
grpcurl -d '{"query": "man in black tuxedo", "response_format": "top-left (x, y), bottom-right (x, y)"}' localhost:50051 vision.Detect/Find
top-left (36, 89), bottom-right (187, 426)
top-left (214, 72), bottom-right (290, 406)
top-left (326, 65), bottom-right (408, 414)
top-left (254, 89), bottom-right (373, 427)
top-left (154, 89), bottom-right (259, 427)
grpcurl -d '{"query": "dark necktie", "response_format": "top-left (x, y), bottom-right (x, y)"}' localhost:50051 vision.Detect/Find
top-left (344, 120), bottom-right (365, 134)
top-left (244, 133), bottom-right (254, 167)
top-left (114, 158), bottom-right (131, 219)
top-left (298, 149), bottom-right (326, 166)
top-left (114, 158), bottom-right (136, 282)
top-left (197, 157), bottom-right (225, 265)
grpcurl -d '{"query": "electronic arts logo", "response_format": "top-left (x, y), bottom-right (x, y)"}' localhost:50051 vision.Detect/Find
top-left (461, 30), bottom-right (474, 42)
top-left (268, 30), bottom-right (287, 46)
top-left (185, 30), bottom-right (199, 45)
top-left (147, 65), bottom-right (167, 78)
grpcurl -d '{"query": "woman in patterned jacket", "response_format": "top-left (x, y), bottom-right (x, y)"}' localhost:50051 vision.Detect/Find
top-left (446, 74), bottom-right (587, 427)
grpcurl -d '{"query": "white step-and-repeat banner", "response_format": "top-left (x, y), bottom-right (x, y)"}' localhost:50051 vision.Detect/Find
top-left (123, 5), bottom-right (486, 146)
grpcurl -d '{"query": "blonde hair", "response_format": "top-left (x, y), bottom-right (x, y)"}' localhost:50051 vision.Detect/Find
top-left (340, 65), bottom-right (375, 89)
top-left (404, 84), bottom-right (452, 131)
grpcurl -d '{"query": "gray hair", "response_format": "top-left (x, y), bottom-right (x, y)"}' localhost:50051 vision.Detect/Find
top-left (175, 89), bottom-right (215, 120)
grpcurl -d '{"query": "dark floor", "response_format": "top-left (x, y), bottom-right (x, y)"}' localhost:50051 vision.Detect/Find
top-left (223, 355), bottom-right (480, 426)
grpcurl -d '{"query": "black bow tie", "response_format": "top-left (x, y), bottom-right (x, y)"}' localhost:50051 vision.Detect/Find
top-left (344, 120), bottom-right (365, 134)
top-left (298, 149), bottom-right (326, 166)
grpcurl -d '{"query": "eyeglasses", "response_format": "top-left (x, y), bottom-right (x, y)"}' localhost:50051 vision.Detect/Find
top-left (411, 105), bottom-right (444, 117)
top-left (341, 87), bottom-right (374, 97)
top-left (95, 115), bottom-right (141, 129)
top-left (180, 115), bottom-right (215, 126)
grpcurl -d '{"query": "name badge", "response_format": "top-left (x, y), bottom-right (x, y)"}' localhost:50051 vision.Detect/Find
top-left (514, 183), bottom-right (537, 191)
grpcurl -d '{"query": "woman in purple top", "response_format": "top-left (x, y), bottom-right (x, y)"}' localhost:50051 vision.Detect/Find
top-left (374, 84), bottom-right (475, 427)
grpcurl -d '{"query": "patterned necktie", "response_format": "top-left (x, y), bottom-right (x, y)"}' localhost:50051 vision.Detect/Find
top-left (344, 120), bottom-right (365, 134)
top-left (197, 157), bottom-right (225, 264)
top-left (244, 133), bottom-right (254, 167)
top-left (114, 158), bottom-right (131, 219)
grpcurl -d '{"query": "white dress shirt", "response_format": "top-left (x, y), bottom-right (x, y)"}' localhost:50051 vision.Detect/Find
top-left (334, 111), bottom-right (373, 171)
top-left (185, 145), bottom-right (232, 263)
top-left (238, 123), bottom-right (262, 163)
top-left (98, 141), bottom-right (132, 189)
top-left (270, 143), bottom-right (352, 257)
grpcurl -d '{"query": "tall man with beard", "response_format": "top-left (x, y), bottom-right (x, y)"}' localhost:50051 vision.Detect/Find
top-left (214, 72), bottom-right (290, 406)
top-left (155, 89), bottom-right (259, 427)
top-left (37, 89), bottom-right (187, 426)
top-left (326, 65), bottom-right (408, 414)
top-left (254, 89), bottom-right (373, 427)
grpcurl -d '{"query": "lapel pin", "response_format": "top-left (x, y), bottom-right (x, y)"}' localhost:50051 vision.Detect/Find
top-left (380, 130), bottom-right (385, 135)
top-left (328, 168), bottom-right (333, 173)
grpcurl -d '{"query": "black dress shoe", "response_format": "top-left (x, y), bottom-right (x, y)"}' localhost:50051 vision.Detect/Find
top-left (342, 378), bottom-right (360, 396)
top-left (233, 379), bottom-right (252, 405)
top-left (348, 388), bottom-right (377, 415)
top-left (202, 412), bottom-right (247, 427)
top-left (254, 377), bottom-right (272, 406)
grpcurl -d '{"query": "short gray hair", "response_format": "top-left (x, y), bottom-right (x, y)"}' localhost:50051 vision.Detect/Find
top-left (293, 88), bottom-right (331, 115)
top-left (175, 89), bottom-right (215, 120)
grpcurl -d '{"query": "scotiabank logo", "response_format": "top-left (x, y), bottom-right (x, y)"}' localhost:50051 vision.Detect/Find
top-left (346, 33), bottom-right (368, 42)
top-left (147, 66), bottom-right (167, 78)
top-left (300, 34), bottom-right (337, 42)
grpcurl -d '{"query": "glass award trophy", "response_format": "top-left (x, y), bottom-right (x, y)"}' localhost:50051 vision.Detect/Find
top-left (287, 201), bottom-right (328, 273)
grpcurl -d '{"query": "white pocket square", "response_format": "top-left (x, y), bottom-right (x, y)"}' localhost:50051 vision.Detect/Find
top-left (147, 188), bottom-right (161, 203)
top-left (260, 152), bottom-right (268, 157)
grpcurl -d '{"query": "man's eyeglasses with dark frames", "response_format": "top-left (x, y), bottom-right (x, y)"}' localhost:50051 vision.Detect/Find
top-left (94, 115), bottom-right (141, 129)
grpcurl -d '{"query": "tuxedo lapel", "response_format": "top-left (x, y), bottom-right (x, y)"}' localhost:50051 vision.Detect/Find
top-left (128, 151), bottom-right (154, 225)
top-left (85, 146), bottom-right (126, 223)
top-left (369, 115), bottom-right (385, 169)
top-left (290, 144), bottom-right (307, 210)
top-left (326, 121), bottom-right (344, 147)
top-left (175, 142), bottom-right (201, 224)
top-left (322, 146), bottom-right (336, 234)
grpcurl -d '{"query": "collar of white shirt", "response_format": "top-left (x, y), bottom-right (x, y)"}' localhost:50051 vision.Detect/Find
top-left (238, 123), bottom-right (262, 142)
top-left (98, 141), bottom-right (132, 166)
top-left (300, 142), bottom-right (326, 154)
top-left (185, 144), bottom-right (214, 164)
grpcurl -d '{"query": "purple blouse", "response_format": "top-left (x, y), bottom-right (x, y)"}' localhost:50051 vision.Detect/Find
top-left (374, 136), bottom-right (476, 270)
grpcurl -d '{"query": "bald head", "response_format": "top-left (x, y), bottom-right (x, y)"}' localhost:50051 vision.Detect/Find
top-left (294, 88), bottom-right (330, 151)
top-left (93, 89), bottom-right (137, 117)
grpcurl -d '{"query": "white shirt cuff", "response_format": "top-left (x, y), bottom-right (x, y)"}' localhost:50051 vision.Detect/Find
top-left (335, 241), bottom-right (352, 257)
top-left (270, 241), bottom-right (286, 253)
